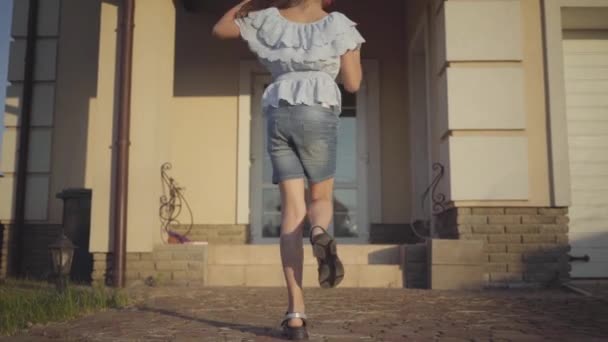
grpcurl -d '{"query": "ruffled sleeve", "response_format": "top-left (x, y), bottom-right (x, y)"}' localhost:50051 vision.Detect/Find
top-left (234, 7), bottom-right (365, 62)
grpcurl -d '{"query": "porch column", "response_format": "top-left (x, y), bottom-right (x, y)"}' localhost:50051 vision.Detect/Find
top-left (88, 0), bottom-right (174, 255)
top-left (126, 0), bottom-right (175, 251)
top-left (429, 0), bottom-right (569, 286)
top-left (87, 2), bottom-right (119, 256)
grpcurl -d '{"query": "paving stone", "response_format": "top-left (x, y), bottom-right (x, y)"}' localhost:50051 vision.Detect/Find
top-left (3, 287), bottom-right (607, 341)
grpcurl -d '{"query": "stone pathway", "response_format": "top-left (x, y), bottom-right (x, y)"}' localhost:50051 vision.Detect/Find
top-left (3, 286), bottom-right (608, 341)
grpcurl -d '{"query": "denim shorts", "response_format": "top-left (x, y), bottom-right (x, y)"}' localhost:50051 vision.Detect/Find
top-left (265, 102), bottom-right (340, 185)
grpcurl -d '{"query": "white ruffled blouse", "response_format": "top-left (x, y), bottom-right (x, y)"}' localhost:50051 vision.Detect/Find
top-left (235, 7), bottom-right (365, 115)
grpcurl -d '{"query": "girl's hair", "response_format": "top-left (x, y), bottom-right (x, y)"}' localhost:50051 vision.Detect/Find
top-left (237, 0), bottom-right (334, 17)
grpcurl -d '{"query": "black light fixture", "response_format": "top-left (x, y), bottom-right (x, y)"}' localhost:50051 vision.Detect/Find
top-left (48, 234), bottom-right (76, 291)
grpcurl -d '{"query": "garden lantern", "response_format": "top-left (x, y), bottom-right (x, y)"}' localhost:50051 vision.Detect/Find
top-left (48, 234), bottom-right (76, 291)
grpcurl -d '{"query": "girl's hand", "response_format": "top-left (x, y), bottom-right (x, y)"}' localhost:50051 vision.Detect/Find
top-left (212, 0), bottom-right (251, 39)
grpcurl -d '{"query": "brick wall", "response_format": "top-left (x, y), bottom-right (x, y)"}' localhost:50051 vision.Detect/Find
top-left (0, 223), bottom-right (67, 280)
top-left (436, 207), bottom-right (570, 287)
top-left (92, 244), bottom-right (208, 286)
top-left (170, 224), bottom-right (249, 244)
top-left (0, 223), bottom-right (12, 278)
top-left (401, 243), bottom-right (428, 289)
top-left (92, 252), bottom-right (112, 284)
top-left (20, 224), bottom-right (64, 279)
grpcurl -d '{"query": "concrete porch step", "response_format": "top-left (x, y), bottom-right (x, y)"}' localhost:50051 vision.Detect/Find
top-left (205, 244), bottom-right (404, 288)
top-left (206, 264), bottom-right (403, 288)
top-left (207, 244), bottom-right (403, 266)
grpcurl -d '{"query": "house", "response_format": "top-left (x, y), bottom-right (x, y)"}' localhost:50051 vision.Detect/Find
top-left (1, 0), bottom-right (606, 288)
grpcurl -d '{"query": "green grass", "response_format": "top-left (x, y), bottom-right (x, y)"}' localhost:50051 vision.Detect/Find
top-left (0, 278), bottom-right (130, 336)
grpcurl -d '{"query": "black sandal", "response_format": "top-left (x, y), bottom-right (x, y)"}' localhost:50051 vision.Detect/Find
top-left (280, 311), bottom-right (309, 340)
top-left (309, 225), bottom-right (344, 288)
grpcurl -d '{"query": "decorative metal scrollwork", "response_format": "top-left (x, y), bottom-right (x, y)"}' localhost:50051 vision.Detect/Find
top-left (410, 163), bottom-right (450, 240)
top-left (421, 163), bottom-right (449, 215)
top-left (159, 162), bottom-right (194, 243)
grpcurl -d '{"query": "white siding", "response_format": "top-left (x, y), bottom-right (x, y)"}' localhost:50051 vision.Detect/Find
top-left (563, 30), bottom-right (608, 278)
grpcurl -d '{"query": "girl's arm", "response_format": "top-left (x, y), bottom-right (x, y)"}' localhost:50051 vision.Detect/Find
top-left (340, 49), bottom-right (362, 93)
top-left (212, 0), bottom-right (251, 39)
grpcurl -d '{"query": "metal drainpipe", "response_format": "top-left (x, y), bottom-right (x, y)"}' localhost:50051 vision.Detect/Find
top-left (112, 0), bottom-right (135, 288)
top-left (12, 0), bottom-right (40, 276)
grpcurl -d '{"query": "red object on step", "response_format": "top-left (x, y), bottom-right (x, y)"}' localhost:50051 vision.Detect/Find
top-left (167, 230), bottom-right (191, 244)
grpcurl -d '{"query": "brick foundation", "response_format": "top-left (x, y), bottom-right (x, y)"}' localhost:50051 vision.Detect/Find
top-left (91, 252), bottom-right (112, 285)
top-left (21, 224), bottom-right (64, 279)
top-left (92, 244), bottom-right (208, 286)
top-left (0, 223), bottom-right (12, 279)
top-left (401, 243), bottom-right (428, 289)
top-left (90, 225), bottom-right (245, 285)
top-left (169, 224), bottom-right (249, 244)
top-left (0, 223), bottom-right (64, 279)
top-left (435, 207), bottom-right (570, 286)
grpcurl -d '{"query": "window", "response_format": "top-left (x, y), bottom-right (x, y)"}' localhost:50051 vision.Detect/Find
top-left (0, 0), bottom-right (14, 171)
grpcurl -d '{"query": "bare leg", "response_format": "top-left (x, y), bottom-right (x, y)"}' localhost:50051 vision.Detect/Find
top-left (308, 178), bottom-right (335, 237)
top-left (279, 178), bottom-right (307, 328)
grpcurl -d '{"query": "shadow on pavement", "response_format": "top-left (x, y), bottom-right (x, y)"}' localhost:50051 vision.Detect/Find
top-left (136, 305), bottom-right (287, 340)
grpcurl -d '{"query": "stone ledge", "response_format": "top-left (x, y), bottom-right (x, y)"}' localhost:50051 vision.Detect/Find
top-left (169, 225), bottom-right (249, 244)
top-left (430, 264), bottom-right (484, 290)
top-left (429, 239), bottom-right (484, 265)
top-left (428, 239), bottom-right (484, 290)
top-left (91, 244), bottom-right (209, 286)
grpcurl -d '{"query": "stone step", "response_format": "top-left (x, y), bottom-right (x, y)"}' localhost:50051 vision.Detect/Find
top-left (152, 244), bottom-right (412, 288)
top-left (206, 264), bottom-right (403, 288)
top-left (207, 244), bottom-right (403, 266)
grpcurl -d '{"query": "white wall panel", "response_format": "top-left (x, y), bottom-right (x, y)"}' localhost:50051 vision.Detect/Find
top-left (444, 0), bottom-right (523, 61)
top-left (449, 136), bottom-right (529, 200)
top-left (446, 66), bottom-right (526, 130)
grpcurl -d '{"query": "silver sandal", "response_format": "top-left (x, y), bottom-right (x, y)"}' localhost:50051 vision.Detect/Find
top-left (280, 312), bottom-right (309, 340)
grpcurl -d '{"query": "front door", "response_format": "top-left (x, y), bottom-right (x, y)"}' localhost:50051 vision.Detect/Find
top-left (249, 75), bottom-right (370, 244)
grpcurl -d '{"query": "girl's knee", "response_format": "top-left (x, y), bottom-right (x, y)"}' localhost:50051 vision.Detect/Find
top-left (309, 193), bottom-right (332, 203)
top-left (283, 203), bottom-right (307, 218)
top-left (309, 180), bottom-right (334, 202)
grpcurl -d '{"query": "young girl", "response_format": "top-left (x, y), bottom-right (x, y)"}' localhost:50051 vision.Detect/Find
top-left (213, 0), bottom-right (364, 339)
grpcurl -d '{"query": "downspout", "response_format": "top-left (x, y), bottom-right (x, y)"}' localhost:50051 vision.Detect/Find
top-left (12, 0), bottom-right (40, 276)
top-left (112, 0), bottom-right (135, 288)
